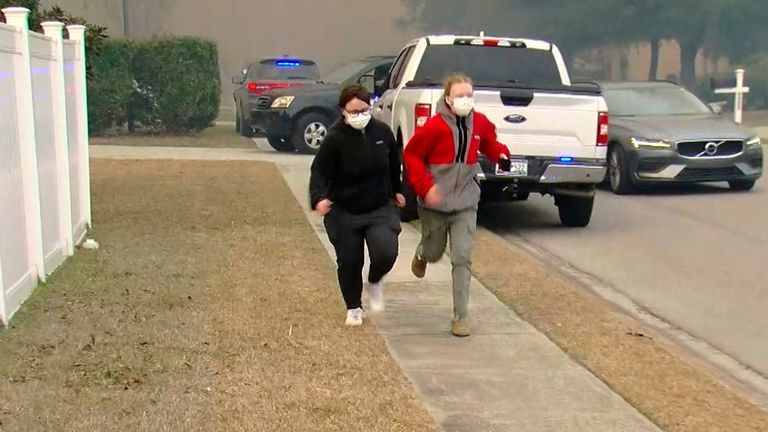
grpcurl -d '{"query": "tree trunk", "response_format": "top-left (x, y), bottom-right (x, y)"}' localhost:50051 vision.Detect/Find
top-left (649, 38), bottom-right (660, 81)
top-left (679, 41), bottom-right (699, 88)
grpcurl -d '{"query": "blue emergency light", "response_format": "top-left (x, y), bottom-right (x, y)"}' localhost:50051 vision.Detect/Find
top-left (559, 156), bottom-right (574, 163)
top-left (275, 59), bottom-right (302, 68)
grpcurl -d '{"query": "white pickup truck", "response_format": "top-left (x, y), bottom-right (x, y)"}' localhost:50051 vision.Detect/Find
top-left (373, 34), bottom-right (609, 227)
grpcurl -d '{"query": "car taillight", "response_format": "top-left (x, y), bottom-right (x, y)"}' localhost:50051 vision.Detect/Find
top-left (415, 103), bottom-right (431, 131)
top-left (247, 81), bottom-right (304, 95)
top-left (597, 111), bottom-right (609, 146)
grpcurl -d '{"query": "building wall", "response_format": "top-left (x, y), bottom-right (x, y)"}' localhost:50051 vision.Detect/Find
top-left (43, 0), bottom-right (418, 107)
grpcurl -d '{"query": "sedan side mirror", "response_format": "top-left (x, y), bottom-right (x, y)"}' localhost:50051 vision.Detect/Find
top-left (708, 101), bottom-right (725, 115)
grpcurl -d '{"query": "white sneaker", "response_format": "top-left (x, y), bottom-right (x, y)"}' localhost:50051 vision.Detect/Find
top-left (345, 308), bottom-right (365, 326)
top-left (367, 280), bottom-right (385, 312)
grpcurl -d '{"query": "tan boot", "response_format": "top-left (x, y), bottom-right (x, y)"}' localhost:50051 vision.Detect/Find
top-left (451, 318), bottom-right (470, 337)
top-left (411, 253), bottom-right (427, 279)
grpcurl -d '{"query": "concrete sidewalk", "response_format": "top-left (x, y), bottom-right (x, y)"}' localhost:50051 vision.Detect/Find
top-left (92, 144), bottom-right (661, 431)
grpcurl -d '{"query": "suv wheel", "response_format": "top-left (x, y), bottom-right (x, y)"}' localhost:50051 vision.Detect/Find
top-left (729, 179), bottom-right (756, 191)
top-left (608, 145), bottom-right (634, 194)
top-left (292, 113), bottom-right (329, 154)
top-left (238, 105), bottom-right (254, 138)
top-left (556, 195), bottom-right (594, 227)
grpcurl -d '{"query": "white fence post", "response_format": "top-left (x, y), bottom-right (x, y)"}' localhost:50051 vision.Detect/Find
top-left (66, 25), bottom-right (91, 229)
top-left (3, 7), bottom-right (46, 282)
top-left (42, 21), bottom-right (75, 256)
top-left (0, 241), bottom-right (5, 324)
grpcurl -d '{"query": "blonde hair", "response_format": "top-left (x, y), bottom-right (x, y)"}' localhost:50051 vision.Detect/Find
top-left (443, 73), bottom-right (473, 98)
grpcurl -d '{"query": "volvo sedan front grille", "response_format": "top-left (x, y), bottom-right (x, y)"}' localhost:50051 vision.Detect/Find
top-left (677, 139), bottom-right (744, 158)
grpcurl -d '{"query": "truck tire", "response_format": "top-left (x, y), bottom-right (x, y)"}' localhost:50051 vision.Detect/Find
top-left (238, 105), bottom-right (254, 138)
top-left (267, 135), bottom-right (295, 152)
top-left (292, 112), bottom-right (330, 154)
top-left (556, 195), bottom-right (594, 227)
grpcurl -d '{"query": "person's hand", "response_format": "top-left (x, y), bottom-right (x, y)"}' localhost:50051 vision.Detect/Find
top-left (424, 185), bottom-right (442, 207)
top-left (499, 153), bottom-right (509, 160)
top-left (395, 193), bottom-right (406, 208)
top-left (315, 199), bottom-right (333, 216)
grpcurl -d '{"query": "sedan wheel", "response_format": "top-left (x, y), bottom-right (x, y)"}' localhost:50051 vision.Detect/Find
top-left (609, 146), bottom-right (634, 195)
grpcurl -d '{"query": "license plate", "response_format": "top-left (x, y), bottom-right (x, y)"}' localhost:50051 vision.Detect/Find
top-left (496, 159), bottom-right (528, 177)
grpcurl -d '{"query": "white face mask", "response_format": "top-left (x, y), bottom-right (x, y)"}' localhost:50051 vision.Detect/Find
top-left (346, 112), bottom-right (371, 130)
top-left (450, 96), bottom-right (475, 117)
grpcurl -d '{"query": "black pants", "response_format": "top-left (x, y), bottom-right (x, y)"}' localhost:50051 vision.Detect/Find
top-left (323, 204), bottom-right (402, 310)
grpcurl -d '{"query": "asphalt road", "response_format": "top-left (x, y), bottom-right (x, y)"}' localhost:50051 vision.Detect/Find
top-left (479, 160), bottom-right (768, 381)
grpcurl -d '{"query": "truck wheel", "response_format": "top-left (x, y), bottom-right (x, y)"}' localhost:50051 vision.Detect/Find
top-left (556, 195), bottom-right (594, 228)
top-left (608, 145), bottom-right (633, 194)
top-left (267, 135), bottom-right (295, 152)
top-left (729, 180), bottom-right (756, 191)
top-left (238, 105), bottom-right (254, 138)
top-left (292, 112), bottom-right (330, 154)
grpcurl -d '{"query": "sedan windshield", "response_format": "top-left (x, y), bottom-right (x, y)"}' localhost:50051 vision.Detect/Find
top-left (603, 86), bottom-right (711, 116)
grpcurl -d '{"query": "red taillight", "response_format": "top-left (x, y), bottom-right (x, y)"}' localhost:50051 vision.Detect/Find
top-left (597, 111), bottom-right (609, 146)
top-left (414, 103), bottom-right (431, 131)
top-left (247, 81), bottom-right (304, 95)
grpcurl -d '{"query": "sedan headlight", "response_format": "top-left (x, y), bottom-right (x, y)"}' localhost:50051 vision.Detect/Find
top-left (630, 137), bottom-right (672, 149)
top-left (271, 96), bottom-right (295, 109)
top-left (746, 136), bottom-right (761, 147)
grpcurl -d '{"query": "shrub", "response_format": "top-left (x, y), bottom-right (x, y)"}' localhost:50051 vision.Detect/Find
top-left (131, 37), bottom-right (220, 133)
top-left (87, 40), bottom-right (133, 133)
top-left (87, 37), bottom-right (221, 134)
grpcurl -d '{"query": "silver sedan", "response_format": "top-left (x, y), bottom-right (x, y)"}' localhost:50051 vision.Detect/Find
top-left (598, 81), bottom-right (763, 194)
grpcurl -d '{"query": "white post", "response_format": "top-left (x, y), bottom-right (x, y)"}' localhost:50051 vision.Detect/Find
top-left (3, 7), bottom-right (46, 282)
top-left (734, 69), bottom-right (745, 124)
top-left (714, 68), bottom-right (750, 124)
top-left (66, 25), bottom-right (91, 229)
top-left (0, 233), bottom-right (5, 324)
top-left (42, 21), bottom-right (75, 256)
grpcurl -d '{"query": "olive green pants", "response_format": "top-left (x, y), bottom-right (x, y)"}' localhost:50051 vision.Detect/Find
top-left (417, 207), bottom-right (477, 320)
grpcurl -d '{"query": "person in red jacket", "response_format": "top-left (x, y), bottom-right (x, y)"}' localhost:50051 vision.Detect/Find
top-left (403, 73), bottom-right (510, 337)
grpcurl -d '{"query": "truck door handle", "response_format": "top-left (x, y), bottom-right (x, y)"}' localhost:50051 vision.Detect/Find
top-left (386, 103), bottom-right (393, 110)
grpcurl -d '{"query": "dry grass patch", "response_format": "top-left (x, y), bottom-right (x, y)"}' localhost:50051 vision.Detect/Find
top-left (471, 229), bottom-right (768, 432)
top-left (90, 124), bottom-right (255, 149)
top-left (0, 160), bottom-right (436, 432)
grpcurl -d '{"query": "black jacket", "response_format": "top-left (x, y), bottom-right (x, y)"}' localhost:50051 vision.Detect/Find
top-left (309, 118), bottom-right (401, 215)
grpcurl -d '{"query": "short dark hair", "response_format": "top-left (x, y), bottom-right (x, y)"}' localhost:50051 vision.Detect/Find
top-left (339, 84), bottom-right (371, 108)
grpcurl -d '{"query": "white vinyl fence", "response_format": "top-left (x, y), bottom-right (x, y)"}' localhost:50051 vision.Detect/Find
top-left (0, 7), bottom-right (90, 325)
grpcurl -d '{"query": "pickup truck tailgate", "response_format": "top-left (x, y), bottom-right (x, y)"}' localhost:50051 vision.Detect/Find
top-left (475, 89), bottom-right (602, 159)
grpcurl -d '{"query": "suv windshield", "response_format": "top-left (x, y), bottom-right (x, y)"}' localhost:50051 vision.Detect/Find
top-left (414, 45), bottom-right (562, 86)
top-left (255, 59), bottom-right (320, 80)
top-left (603, 86), bottom-right (711, 116)
top-left (322, 61), bottom-right (368, 84)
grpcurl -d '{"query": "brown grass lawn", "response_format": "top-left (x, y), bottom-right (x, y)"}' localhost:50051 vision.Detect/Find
top-left (0, 160), bottom-right (436, 432)
top-left (471, 229), bottom-right (768, 432)
top-left (89, 124), bottom-right (255, 149)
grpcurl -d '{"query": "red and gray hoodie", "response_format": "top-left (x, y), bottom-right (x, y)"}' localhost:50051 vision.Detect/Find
top-left (404, 99), bottom-right (511, 213)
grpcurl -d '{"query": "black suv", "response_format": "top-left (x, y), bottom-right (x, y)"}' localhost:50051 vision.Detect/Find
top-left (250, 56), bottom-right (394, 153)
top-left (232, 57), bottom-right (320, 138)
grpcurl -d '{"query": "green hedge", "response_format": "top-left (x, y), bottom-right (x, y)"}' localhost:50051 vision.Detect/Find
top-left (88, 37), bottom-right (220, 134)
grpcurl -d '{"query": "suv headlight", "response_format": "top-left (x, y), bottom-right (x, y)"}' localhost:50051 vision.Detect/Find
top-left (271, 96), bottom-right (295, 109)
top-left (746, 136), bottom-right (761, 147)
top-left (631, 137), bottom-right (672, 149)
